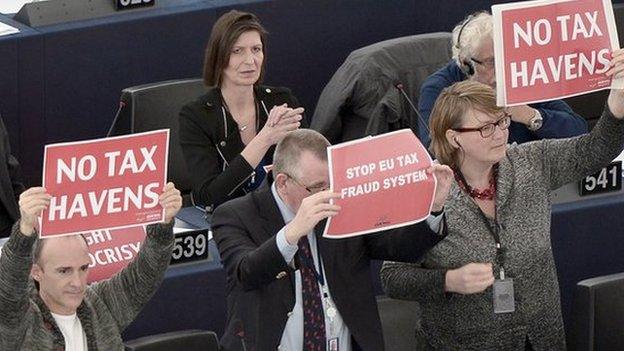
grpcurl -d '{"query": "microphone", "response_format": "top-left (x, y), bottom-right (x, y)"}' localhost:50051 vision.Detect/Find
top-left (106, 100), bottom-right (127, 137)
top-left (395, 83), bottom-right (430, 136)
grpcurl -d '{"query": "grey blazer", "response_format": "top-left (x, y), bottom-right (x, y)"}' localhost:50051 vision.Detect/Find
top-left (380, 106), bottom-right (624, 351)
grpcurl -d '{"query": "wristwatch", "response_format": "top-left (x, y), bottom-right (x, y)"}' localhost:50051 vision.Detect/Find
top-left (527, 109), bottom-right (543, 131)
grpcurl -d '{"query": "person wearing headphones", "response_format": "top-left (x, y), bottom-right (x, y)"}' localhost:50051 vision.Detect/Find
top-left (179, 10), bottom-right (304, 213)
top-left (417, 11), bottom-right (588, 147)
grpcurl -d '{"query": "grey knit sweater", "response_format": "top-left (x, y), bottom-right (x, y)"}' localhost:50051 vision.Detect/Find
top-left (0, 222), bottom-right (174, 350)
top-left (380, 106), bottom-right (624, 351)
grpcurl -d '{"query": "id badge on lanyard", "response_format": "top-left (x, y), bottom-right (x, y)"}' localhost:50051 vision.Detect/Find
top-left (323, 284), bottom-right (340, 351)
top-left (478, 210), bottom-right (515, 314)
top-left (493, 268), bottom-right (515, 314)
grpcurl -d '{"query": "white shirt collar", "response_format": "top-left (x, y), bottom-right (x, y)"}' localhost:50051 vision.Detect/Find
top-left (271, 182), bottom-right (295, 223)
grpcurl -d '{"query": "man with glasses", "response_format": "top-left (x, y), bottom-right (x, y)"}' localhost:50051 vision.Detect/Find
top-left (212, 129), bottom-right (453, 351)
top-left (417, 11), bottom-right (587, 147)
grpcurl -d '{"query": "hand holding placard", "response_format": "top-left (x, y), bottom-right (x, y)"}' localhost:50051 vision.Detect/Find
top-left (159, 182), bottom-right (182, 224)
top-left (607, 48), bottom-right (624, 118)
top-left (18, 187), bottom-right (51, 236)
top-left (285, 191), bottom-right (341, 245)
top-left (427, 164), bottom-right (453, 213)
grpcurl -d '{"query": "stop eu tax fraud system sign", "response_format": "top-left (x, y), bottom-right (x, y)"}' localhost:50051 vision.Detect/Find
top-left (40, 130), bottom-right (169, 238)
top-left (323, 129), bottom-right (437, 238)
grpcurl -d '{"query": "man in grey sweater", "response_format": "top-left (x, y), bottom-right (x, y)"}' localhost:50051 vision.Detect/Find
top-left (0, 183), bottom-right (182, 350)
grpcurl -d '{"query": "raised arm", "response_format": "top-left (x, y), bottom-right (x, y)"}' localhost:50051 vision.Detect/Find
top-left (520, 50), bottom-right (624, 190)
top-left (212, 190), bottom-right (340, 291)
top-left (91, 183), bottom-right (181, 330)
top-left (0, 188), bottom-right (50, 345)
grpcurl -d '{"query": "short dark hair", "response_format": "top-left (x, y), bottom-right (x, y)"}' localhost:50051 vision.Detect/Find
top-left (202, 10), bottom-right (268, 87)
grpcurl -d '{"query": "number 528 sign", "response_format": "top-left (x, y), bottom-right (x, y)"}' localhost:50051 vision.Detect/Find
top-left (580, 161), bottom-right (623, 196)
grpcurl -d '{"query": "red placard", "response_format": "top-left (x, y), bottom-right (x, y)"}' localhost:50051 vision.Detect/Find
top-left (40, 130), bottom-right (169, 238)
top-left (493, 0), bottom-right (623, 106)
top-left (323, 129), bottom-right (436, 238)
top-left (85, 226), bottom-right (146, 284)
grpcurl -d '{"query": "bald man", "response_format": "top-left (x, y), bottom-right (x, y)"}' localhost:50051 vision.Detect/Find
top-left (0, 183), bottom-right (182, 350)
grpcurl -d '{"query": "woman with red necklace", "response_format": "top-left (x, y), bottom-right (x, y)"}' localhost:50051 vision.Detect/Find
top-left (380, 49), bottom-right (624, 351)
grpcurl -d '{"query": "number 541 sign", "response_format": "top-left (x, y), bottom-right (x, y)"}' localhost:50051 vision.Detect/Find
top-left (580, 161), bottom-right (623, 196)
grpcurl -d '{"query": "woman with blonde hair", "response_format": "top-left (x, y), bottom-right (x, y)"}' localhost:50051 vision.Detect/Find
top-left (381, 49), bottom-right (624, 350)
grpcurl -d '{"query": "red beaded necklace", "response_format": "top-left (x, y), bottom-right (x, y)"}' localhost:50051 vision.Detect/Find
top-left (453, 164), bottom-right (498, 201)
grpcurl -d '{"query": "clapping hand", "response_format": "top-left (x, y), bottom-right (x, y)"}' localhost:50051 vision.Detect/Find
top-left (257, 104), bottom-right (304, 146)
top-left (427, 163), bottom-right (453, 213)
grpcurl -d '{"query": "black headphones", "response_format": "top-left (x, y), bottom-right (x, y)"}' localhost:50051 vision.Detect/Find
top-left (455, 14), bottom-right (475, 77)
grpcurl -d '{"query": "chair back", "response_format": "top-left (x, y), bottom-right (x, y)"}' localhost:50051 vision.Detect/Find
top-left (124, 329), bottom-right (219, 351)
top-left (108, 78), bottom-right (205, 205)
top-left (377, 295), bottom-right (425, 351)
top-left (311, 32), bottom-right (452, 143)
top-left (568, 272), bottom-right (624, 351)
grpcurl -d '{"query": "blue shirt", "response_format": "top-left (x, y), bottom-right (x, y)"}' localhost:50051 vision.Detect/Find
top-left (417, 60), bottom-right (588, 147)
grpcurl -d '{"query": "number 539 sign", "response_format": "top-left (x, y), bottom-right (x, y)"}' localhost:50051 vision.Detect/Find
top-left (580, 161), bottom-right (623, 196)
top-left (170, 229), bottom-right (212, 266)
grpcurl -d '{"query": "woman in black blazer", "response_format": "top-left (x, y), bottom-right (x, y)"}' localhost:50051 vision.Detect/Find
top-left (179, 10), bottom-right (303, 212)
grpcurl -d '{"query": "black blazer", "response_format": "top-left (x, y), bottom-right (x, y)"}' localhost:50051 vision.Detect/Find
top-left (179, 85), bottom-right (300, 212)
top-left (0, 116), bottom-right (23, 236)
top-left (212, 185), bottom-right (444, 351)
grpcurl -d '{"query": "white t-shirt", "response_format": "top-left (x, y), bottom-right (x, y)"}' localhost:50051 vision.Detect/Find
top-left (51, 312), bottom-right (88, 351)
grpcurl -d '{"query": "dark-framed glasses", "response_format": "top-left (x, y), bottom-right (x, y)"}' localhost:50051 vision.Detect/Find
top-left (452, 113), bottom-right (511, 138)
top-left (284, 173), bottom-right (329, 193)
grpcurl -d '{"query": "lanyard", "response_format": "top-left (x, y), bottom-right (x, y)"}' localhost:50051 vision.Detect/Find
top-left (474, 206), bottom-right (507, 278)
top-left (455, 168), bottom-right (507, 279)
top-left (297, 238), bottom-right (326, 288)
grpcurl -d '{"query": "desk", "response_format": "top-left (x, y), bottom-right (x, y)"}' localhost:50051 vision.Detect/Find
top-left (124, 208), bottom-right (228, 340)
top-left (551, 194), bottom-right (624, 334)
top-left (122, 194), bottom-right (624, 341)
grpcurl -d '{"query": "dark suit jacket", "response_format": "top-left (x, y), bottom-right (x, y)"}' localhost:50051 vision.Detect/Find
top-left (212, 185), bottom-right (444, 351)
top-left (179, 85), bottom-right (300, 212)
top-left (0, 116), bottom-right (23, 237)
